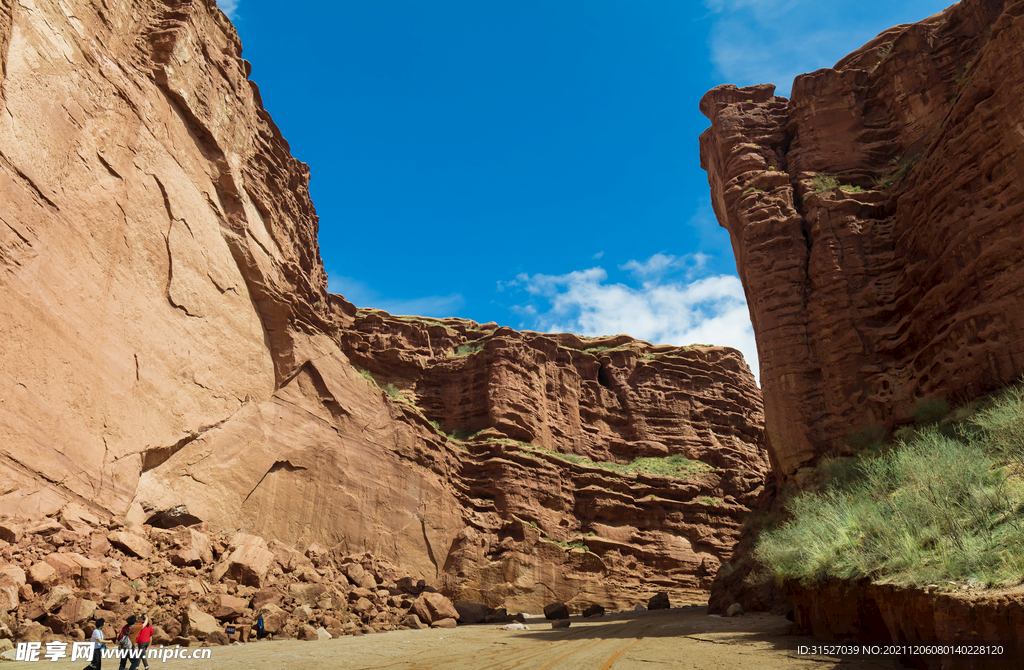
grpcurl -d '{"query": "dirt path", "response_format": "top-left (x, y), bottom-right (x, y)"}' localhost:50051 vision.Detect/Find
top-left (5, 607), bottom-right (901, 669)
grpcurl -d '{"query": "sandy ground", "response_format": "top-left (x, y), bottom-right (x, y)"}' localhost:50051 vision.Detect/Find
top-left (5, 607), bottom-right (902, 669)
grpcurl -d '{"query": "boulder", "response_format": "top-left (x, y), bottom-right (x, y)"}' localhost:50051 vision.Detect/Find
top-left (206, 630), bottom-right (229, 646)
top-left (402, 613), bottom-right (426, 629)
top-left (256, 604), bottom-right (288, 634)
top-left (18, 621), bottom-right (46, 642)
top-left (88, 534), bottom-right (111, 557)
top-left (0, 585), bottom-right (18, 613)
top-left (59, 504), bottom-right (102, 533)
top-left (430, 617), bottom-right (457, 629)
top-left (726, 603), bottom-right (744, 617)
top-left (648, 592), bottom-right (670, 610)
top-left (185, 528), bottom-right (214, 564)
top-left (543, 602), bottom-right (569, 620)
top-left (343, 563), bottom-right (377, 590)
top-left (454, 600), bottom-right (488, 624)
top-left (27, 562), bottom-right (57, 588)
top-left (0, 521), bottom-right (23, 544)
top-left (552, 620), bottom-right (571, 629)
top-left (288, 583), bottom-right (327, 606)
top-left (211, 594), bottom-right (247, 620)
top-left (305, 543), bottom-right (329, 567)
top-left (42, 585), bottom-right (75, 612)
top-left (250, 587), bottom-right (284, 611)
top-left (634, 604), bottom-right (647, 612)
top-left (0, 565), bottom-right (26, 588)
top-left (582, 604), bottom-right (605, 618)
top-left (212, 535), bottom-right (275, 588)
top-left (410, 592), bottom-right (458, 625)
top-left (170, 549), bottom-right (203, 567)
top-left (107, 580), bottom-right (136, 601)
top-left (299, 624), bottom-right (319, 641)
top-left (28, 519), bottom-right (64, 536)
top-left (151, 625), bottom-right (173, 645)
top-left (120, 561), bottom-right (147, 581)
top-left (182, 604), bottom-right (222, 640)
top-left (315, 626), bottom-right (332, 640)
top-left (58, 598), bottom-right (97, 625)
top-left (43, 553), bottom-right (107, 590)
top-left (351, 597), bottom-right (373, 615)
top-left (269, 540), bottom-right (314, 573)
top-left (108, 531), bottom-right (153, 559)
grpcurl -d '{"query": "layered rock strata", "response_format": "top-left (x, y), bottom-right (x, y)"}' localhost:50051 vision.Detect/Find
top-left (700, 0), bottom-right (1024, 479)
top-left (0, 0), bottom-right (769, 616)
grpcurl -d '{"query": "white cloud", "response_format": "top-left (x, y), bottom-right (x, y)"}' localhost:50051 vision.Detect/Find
top-left (592, 251), bottom-right (605, 260)
top-left (327, 273), bottom-right (464, 318)
top-left (703, 1), bottom-right (950, 97)
top-left (219, 0), bottom-right (239, 20)
top-left (509, 256), bottom-right (759, 381)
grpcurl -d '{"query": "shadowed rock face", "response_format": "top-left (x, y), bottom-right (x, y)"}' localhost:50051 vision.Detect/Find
top-left (700, 0), bottom-right (1024, 481)
top-left (0, 0), bottom-right (768, 612)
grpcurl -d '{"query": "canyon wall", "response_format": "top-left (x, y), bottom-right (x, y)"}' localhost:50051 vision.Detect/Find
top-left (0, 0), bottom-right (769, 613)
top-left (700, 0), bottom-right (1024, 480)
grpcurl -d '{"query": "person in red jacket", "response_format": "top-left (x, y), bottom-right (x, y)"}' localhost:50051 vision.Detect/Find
top-left (134, 615), bottom-right (154, 670)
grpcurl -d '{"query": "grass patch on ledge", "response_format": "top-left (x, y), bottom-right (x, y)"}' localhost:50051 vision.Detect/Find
top-left (522, 445), bottom-right (713, 478)
top-left (757, 382), bottom-right (1024, 589)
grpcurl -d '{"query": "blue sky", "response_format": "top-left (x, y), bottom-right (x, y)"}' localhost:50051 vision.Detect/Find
top-left (225, 0), bottom-right (952, 378)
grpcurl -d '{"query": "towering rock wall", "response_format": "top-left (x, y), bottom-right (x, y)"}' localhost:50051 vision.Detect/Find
top-left (700, 0), bottom-right (1024, 480)
top-left (0, 0), bottom-right (769, 612)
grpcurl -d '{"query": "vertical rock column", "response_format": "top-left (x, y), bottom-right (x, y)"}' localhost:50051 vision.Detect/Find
top-left (699, 84), bottom-right (820, 477)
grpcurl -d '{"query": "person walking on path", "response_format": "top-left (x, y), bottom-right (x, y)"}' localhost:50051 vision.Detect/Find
top-left (84, 618), bottom-right (105, 670)
top-left (134, 615), bottom-right (154, 670)
top-left (116, 615), bottom-right (140, 670)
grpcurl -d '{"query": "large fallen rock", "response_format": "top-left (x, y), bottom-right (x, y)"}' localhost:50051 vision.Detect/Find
top-left (454, 601), bottom-right (488, 625)
top-left (543, 602), bottom-right (569, 620)
top-left (43, 554), bottom-right (107, 590)
top-left (182, 604), bottom-right (222, 640)
top-left (212, 535), bottom-right (275, 587)
top-left (411, 593), bottom-right (459, 625)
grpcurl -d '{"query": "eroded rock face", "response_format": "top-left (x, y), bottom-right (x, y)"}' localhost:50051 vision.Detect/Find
top-left (0, 0), bottom-right (769, 613)
top-left (337, 310), bottom-right (766, 472)
top-left (700, 0), bottom-right (1024, 479)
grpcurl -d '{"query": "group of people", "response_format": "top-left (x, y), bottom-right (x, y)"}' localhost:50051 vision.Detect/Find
top-left (85, 614), bottom-right (154, 670)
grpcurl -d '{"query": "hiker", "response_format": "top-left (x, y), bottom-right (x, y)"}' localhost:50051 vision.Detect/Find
top-left (116, 615), bottom-right (140, 670)
top-left (255, 614), bottom-right (268, 640)
top-left (85, 618), bottom-right (105, 670)
top-left (134, 615), bottom-right (153, 670)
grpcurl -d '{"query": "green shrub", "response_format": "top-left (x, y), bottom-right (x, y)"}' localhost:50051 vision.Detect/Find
top-left (847, 423), bottom-right (886, 451)
top-left (912, 397), bottom-right (950, 425)
top-left (521, 445), bottom-right (713, 478)
top-left (356, 368), bottom-right (380, 390)
top-left (840, 185), bottom-right (864, 193)
top-left (382, 383), bottom-right (401, 400)
top-left (453, 342), bottom-right (483, 356)
top-left (742, 187), bottom-right (763, 195)
top-left (878, 153), bottom-right (923, 187)
top-left (812, 175), bottom-right (839, 192)
top-left (757, 383), bottom-right (1024, 588)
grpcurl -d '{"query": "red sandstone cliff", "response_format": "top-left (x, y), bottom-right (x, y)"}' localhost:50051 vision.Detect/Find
top-left (0, 0), bottom-right (768, 615)
top-left (700, 0), bottom-right (1024, 481)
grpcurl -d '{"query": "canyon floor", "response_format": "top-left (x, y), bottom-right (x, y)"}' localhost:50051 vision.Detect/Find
top-left (5, 608), bottom-right (901, 669)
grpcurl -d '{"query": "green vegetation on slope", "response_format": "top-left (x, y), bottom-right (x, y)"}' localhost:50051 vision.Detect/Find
top-left (523, 445), bottom-right (713, 478)
top-left (757, 382), bottom-right (1024, 588)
